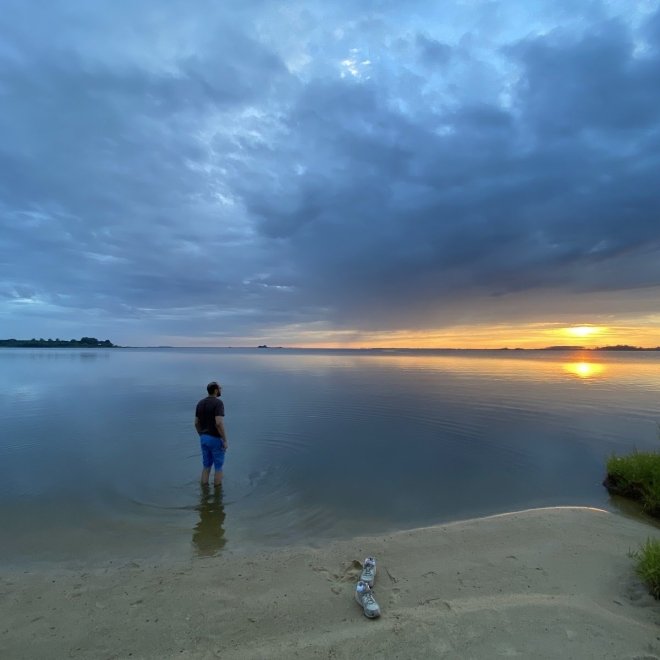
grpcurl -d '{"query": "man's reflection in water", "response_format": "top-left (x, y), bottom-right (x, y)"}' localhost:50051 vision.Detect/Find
top-left (192, 484), bottom-right (227, 556)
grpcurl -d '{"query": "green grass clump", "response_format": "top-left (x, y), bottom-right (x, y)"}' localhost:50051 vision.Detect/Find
top-left (605, 451), bottom-right (660, 515)
top-left (632, 538), bottom-right (660, 599)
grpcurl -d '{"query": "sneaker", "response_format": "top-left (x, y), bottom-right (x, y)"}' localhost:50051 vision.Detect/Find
top-left (355, 580), bottom-right (381, 618)
top-left (360, 556), bottom-right (376, 587)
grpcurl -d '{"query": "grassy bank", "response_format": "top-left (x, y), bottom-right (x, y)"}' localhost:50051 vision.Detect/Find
top-left (631, 539), bottom-right (660, 599)
top-left (605, 451), bottom-right (660, 598)
top-left (604, 451), bottom-right (660, 515)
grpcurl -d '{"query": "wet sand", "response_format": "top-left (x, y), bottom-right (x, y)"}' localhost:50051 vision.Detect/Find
top-left (1, 507), bottom-right (659, 659)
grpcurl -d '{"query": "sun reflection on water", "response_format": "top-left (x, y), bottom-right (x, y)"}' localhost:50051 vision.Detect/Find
top-left (563, 361), bottom-right (606, 379)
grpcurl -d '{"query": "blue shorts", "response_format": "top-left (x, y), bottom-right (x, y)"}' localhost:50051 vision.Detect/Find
top-left (200, 434), bottom-right (226, 471)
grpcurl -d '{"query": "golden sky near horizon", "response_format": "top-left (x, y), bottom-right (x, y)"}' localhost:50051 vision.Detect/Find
top-left (167, 319), bottom-right (660, 349)
top-left (286, 324), bottom-right (659, 349)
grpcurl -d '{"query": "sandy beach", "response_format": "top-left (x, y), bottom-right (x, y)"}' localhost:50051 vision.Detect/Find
top-left (1, 507), bottom-right (659, 659)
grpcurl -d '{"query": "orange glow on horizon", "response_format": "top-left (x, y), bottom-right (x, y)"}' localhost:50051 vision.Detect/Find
top-left (158, 320), bottom-right (660, 350)
top-left (275, 323), bottom-right (654, 349)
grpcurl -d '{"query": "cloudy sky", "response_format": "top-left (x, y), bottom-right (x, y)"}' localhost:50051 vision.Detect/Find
top-left (1, 0), bottom-right (659, 348)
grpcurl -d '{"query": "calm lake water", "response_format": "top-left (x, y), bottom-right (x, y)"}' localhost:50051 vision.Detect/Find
top-left (1, 347), bottom-right (659, 565)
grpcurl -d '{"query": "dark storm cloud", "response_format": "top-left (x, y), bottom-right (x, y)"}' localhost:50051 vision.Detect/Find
top-left (233, 8), bottom-right (660, 329)
top-left (0, 0), bottom-right (295, 333)
top-left (512, 19), bottom-right (660, 133)
top-left (416, 35), bottom-right (453, 67)
top-left (1, 1), bottom-right (659, 342)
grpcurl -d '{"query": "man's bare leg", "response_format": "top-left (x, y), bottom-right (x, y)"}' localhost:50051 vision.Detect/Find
top-left (213, 470), bottom-right (223, 487)
top-left (201, 467), bottom-right (211, 485)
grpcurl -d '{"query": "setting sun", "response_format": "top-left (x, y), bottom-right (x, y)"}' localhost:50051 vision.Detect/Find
top-left (565, 326), bottom-right (604, 338)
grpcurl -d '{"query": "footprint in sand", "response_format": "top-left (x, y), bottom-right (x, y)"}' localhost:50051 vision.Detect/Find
top-left (340, 559), bottom-right (364, 582)
top-left (312, 559), bottom-right (363, 587)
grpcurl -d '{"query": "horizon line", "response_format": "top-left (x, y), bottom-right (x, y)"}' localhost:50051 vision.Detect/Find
top-left (123, 344), bottom-right (660, 351)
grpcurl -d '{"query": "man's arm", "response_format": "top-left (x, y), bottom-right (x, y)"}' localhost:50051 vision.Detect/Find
top-left (215, 415), bottom-right (228, 449)
top-left (194, 416), bottom-right (202, 434)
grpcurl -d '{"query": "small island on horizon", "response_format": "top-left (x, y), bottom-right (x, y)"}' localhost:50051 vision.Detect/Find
top-left (0, 337), bottom-right (118, 348)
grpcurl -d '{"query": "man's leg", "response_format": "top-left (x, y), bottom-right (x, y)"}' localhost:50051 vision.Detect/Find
top-left (212, 438), bottom-right (225, 487)
top-left (201, 466), bottom-right (211, 486)
top-left (200, 435), bottom-right (213, 485)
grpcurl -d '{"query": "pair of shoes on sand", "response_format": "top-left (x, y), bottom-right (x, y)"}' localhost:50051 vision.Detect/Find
top-left (355, 557), bottom-right (380, 618)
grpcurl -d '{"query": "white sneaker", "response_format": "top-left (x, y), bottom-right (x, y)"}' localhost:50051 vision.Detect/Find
top-left (360, 556), bottom-right (376, 587)
top-left (355, 580), bottom-right (381, 618)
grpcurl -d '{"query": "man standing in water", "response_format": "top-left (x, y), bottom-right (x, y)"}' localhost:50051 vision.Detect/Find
top-left (194, 381), bottom-right (228, 486)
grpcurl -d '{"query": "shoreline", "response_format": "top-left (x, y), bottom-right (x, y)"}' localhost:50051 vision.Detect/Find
top-left (2, 506), bottom-right (659, 659)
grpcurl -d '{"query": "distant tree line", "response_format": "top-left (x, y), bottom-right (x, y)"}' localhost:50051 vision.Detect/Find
top-left (542, 344), bottom-right (660, 351)
top-left (0, 337), bottom-right (117, 348)
top-left (594, 345), bottom-right (660, 351)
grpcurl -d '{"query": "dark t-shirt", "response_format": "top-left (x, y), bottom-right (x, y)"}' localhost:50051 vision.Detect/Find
top-left (195, 396), bottom-right (225, 438)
